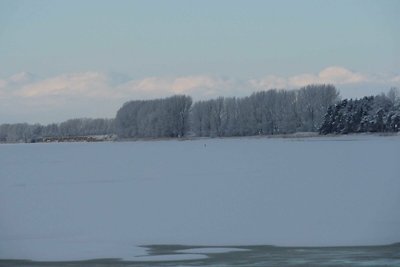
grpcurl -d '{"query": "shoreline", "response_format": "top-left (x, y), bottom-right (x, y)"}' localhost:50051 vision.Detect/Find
top-left (1, 131), bottom-right (399, 145)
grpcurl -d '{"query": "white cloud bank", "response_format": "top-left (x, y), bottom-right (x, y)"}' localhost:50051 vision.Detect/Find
top-left (0, 66), bottom-right (399, 124)
top-left (250, 66), bottom-right (367, 89)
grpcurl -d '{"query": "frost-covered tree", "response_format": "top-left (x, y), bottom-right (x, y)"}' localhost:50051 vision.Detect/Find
top-left (221, 97), bottom-right (240, 136)
top-left (190, 84), bottom-right (339, 137)
top-left (387, 87), bottom-right (400, 105)
top-left (58, 118), bottom-right (114, 137)
top-left (297, 84), bottom-right (340, 132)
top-left (319, 90), bottom-right (400, 134)
top-left (115, 95), bottom-right (192, 138)
top-left (0, 118), bottom-right (114, 143)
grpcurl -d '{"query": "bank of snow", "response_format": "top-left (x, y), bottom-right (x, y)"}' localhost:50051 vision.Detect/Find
top-left (0, 135), bottom-right (399, 261)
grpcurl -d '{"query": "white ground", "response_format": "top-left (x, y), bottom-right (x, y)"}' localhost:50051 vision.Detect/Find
top-left (0, 135), bottom-right (399, 261)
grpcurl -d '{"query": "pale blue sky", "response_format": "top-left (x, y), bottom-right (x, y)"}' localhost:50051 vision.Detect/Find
top-left (0, 0), bottom-right (399, 123)
top-left (1, 0), bottom-right (399, 78)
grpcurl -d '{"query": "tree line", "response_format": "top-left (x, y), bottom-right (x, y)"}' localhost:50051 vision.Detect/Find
top-left (115, 95), bottom-right (192, 138)
top-left (114, 85), bottom-right (339, 139)
top-left (190, 84), bottom-right (339, 137)
top-left (1, 85), bottom-right (398, 143)
top-left (319, 88), bottom-right (400, 134)
top-left (0, 118), bottom-right (115, 143)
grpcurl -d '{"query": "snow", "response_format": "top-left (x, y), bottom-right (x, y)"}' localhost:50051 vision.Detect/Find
top-left (0, 135), bottom-right (399, 261)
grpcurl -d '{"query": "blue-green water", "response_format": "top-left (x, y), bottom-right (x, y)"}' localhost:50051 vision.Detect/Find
top-left (1, 244), bottom-right (399, 267)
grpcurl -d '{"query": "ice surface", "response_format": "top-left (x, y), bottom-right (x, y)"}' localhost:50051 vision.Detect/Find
top-left (175, 247), bottom-right (249, 254)
top-left (130, 254), bottom-right (208, 262)
top-left (0, 135), bottom-right (399, 261)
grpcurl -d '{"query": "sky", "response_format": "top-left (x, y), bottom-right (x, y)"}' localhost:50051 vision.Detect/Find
top-left (0, 0), bottom-right (399, 124)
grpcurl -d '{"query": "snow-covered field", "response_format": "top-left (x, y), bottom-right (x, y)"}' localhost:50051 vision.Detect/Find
top-left (0, 135), bottom-right (399, 261)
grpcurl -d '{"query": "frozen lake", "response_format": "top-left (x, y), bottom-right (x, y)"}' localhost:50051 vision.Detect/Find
top-left (0, 135), bottom-right (399, 263)
top-left (1, 244), bottom-right (400, 267)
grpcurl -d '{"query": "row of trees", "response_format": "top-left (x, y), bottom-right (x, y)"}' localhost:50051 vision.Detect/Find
top-left (2, 85), bottom-right (398, 143)
top-left (191, 85), bottom-right (340, 137)
top-left (0, 85), bottom-right (340, 142)
top-left (115, 95), bottom-right (192, 138)
top-left (0, 118), bottom-right (115, 143)
top-left (319, 88), bottom-right (400, 134)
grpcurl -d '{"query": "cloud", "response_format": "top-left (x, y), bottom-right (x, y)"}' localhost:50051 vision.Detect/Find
top-left (8, 71), bottom-right (37, 84)
top-left (130, 77), bottom-right (169, 92)
top-left (0, 79), bottom-right (7, 89)
top-left (117, 75), bottom-right (240, 99)
top-left (2, 72), bottom-right (239, 107)
top-left (391, 75), bottom-right (400, 84)
top-left (0, 71), bottom-right (38, 97)
top-left (0, 66), bottom-right (399, 124)
top-left (0, 72), bottom-right (243, 123)
top-left (17, 72), bottom-right (111, 98)
top-left (290, 66), bottom-right (366, 87)
top-left (252, 66), bottom-right (369, 89)
top-left (318, 67), bottom-right (366, 84)
top-left (249, 75), bottom-right (288, 90)
top-left (172, 76), bottom-right (221, 94)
